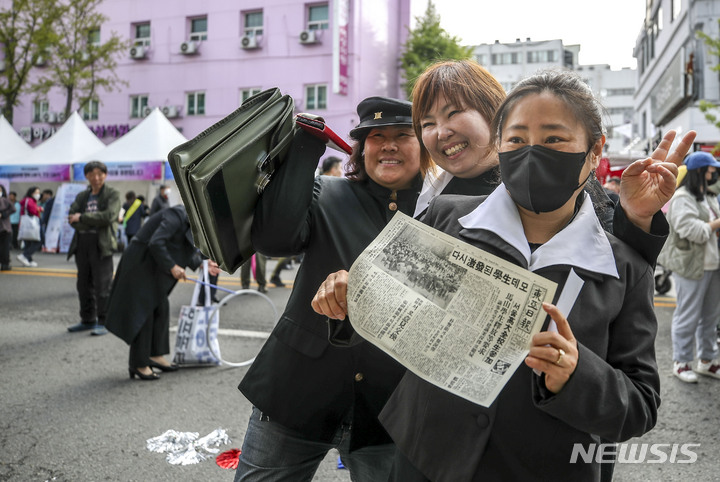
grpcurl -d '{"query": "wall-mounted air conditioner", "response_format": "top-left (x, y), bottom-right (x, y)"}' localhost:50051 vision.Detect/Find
top-left (162, 105), bottom-right (180, 118)
top-left (299, 30), bottom-right (318, 44)
top-left (180, 41), bottom-right (197, 55)
top-left (129, 45), bottom-right (147, 59)
top-left (241, 35), bottom-right (258, 50)
top-left (142, 106), bottom-right (154, 117)
top-left (42, 111), bottom-right (57, 123)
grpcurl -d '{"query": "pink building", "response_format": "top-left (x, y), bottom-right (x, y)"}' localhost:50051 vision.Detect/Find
top-left (11, 0), bottom-right (412, 148)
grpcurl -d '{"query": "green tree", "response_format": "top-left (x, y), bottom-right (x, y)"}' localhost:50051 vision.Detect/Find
top-left (0, 0), bottom-right (62, 124)
top-left (697, 21), bottom-right (720, 154)
top-left (30, 0), bottom-right (129, 120)
top-left (399, 0), bottom-right (474, 99)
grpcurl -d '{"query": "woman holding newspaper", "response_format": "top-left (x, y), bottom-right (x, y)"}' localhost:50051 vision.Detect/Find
top-left (313, 70), bottom-right (694, 481)
top-left (234, 96), bottom-right (431, 481)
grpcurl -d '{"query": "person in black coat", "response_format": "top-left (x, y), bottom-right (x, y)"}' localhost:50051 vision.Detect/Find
top-left (105, 204), bottom-right (209, 380)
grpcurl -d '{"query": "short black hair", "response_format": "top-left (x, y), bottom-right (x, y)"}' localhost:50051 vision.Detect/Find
top-left (84, 160), bottom-right (108, 175)
top-left (321, 156), bottom-right (341, 174)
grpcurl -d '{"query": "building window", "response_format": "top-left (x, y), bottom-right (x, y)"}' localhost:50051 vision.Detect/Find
top-left (187, 91), bottom-right (205, 115)
top-left (189, 17), bottom-right (207, 41)
top-left (82, 99), bottom-right (99, 120)
top-left (32, 100), bottom-right (49, 123)
top-left (475, 54), bottom-right (487, 66)
top-left (527, 50), bottom-right (558, 63)
top-left (244, 11), bottom-right (263, 36)
top-left (305, 84), bottom-right (327, 110)
top-left (307, 4), bottom-right (329, 30)
top-left (130, 95), bottom-right (148, 118)
top-left (240, 88), bottom-right (262, 104)
top-left (491, 52), bottom-right (519, 65)
top-left (87, 28), bottom-right (101, 47)
top-left (134, 22), bottom-right (151, 46)
top-left (672, 0), bottom-right (681, 21)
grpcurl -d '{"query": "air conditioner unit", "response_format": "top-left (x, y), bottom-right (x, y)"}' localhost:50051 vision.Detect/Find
top-left (129, 45), bottom-right (147, 59)
top-left (142, 106), bottom-right (153, 117)
top-left (35, 55), bottom-right (47, 66)
top-left (299, 30), bottom-right (318, 44)
top-left (56, 111), bottom-right (66, 123)
top-left (180, 41), bottom-right (197, 55)
top-left (42, 111), bottom-right (57, 123)
top-left (240, 35), bottom-right (258, 50)
top-left (162, 105), bottom-right (180, 118)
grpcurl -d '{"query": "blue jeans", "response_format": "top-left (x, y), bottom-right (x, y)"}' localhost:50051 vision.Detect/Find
top-left (234, 407), bottom-right (395, 482)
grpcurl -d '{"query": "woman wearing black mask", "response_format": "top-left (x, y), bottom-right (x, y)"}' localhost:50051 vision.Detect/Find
top-left (315, 70), bottom-right (690, 481)
top-left (659, 151), bottom-right (720, 383)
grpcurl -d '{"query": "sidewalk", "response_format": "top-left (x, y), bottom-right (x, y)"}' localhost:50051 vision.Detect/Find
top-left (3, 248), bottom-right (300, 289)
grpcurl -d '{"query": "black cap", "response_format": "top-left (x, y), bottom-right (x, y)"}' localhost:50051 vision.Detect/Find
top-left (349, 96), bottom-right (412, 140)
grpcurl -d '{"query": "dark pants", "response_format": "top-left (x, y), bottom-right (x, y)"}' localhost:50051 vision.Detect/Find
top-left (75, 233), bottom-right (114, 325)
top-left (240, 253), bottom-right (267, 287)
top-left (0, 230), bottom-right (11, 267)
top-left (197, 273), bottom-right (218, 304)
top-left (129, 297), bottom-right (170, 368)
top-left (22, 240), bottom-right (42, 261)
top-left (12, 224), bottom-right (20, 249)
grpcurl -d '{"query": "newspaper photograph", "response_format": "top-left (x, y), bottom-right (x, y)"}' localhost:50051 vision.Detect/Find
top-left (347, 212), bottom-right (558, 407)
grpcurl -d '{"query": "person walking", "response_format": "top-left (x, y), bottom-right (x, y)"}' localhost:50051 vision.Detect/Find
top-left (9, 191), bottom-right (20, 250)
top-left (66, 161), bottom-right (121, 336)
top-left (150, 185), bottom-right (171, 215)
top-left (16, 186), bottom-right (42, 267)
top-left (240, 253), bottom-right (267, 293)
top-left (122, 190), bottom-right (148, 243)
top-left (105, 205), bottom-right (212, 380)
top-left (659, 150), bottom-right (720, 383)
top-left (0, 185), bottom-right (15, 270)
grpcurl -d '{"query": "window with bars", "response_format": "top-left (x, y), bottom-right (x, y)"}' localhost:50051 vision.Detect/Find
top-left (307, 4), bottom-right (329, 30)
top-left (305, 84), bottom-right (327, 110)
top-left (130, 95), bottom-right (148, 118)
top-left (244, 11), bottom-right (263, 36)
top-left (187, 91), bottom-right (206, 116)
top-left (190, 17), bottom-right (207, 41)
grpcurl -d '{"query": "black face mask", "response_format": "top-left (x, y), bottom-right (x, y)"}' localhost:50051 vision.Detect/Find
top-left (499, 144), bottom-right (590, 213)
top-left (708, 171), bottom-right (719, 186)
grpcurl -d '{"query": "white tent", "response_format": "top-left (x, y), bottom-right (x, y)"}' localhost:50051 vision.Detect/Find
top-left (0, 115), bottom-right (32, 163)
top-left (80, 107), bottom-right (188, 165)
top-left (10, 111), bottom-right (105, 166)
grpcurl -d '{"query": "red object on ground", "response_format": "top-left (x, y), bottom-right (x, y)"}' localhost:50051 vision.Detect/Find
top-left (216, 449), bottom-right (241, 469)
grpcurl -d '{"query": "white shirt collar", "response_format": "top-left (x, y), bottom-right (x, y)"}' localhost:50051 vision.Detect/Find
top-left (414, 167), bottom-right (454, 218)
top-left (458, 184), bottom-right (619, 278)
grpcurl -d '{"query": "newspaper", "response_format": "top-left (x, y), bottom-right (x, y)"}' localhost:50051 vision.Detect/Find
top-left (347, 212), bottom-right (558, 407)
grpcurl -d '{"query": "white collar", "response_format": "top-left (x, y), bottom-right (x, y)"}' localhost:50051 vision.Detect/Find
top-left (458, 184), bottom-right (619, 278)
top-left (414, 167), bottom-right (454, 218)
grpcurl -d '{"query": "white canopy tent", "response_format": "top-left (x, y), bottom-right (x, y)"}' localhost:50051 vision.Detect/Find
top-left (0, 115), bottom-right (32, 163)
top-left (1, 111), bottom-right (103, 184)
top-left (13, 111), bottom-right (105, 166)
top-left (77, 107), bottom-right (188, 181)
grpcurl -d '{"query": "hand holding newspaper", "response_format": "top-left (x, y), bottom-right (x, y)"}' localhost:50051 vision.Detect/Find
top-left (346, 212), bottom-right (557, 407)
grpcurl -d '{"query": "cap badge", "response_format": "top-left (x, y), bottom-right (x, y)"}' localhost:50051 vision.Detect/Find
top-left (374, 112), bottom-right (383, 120)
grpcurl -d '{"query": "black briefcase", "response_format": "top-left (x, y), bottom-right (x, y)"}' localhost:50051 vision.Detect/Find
top-left (168, 88), bottom-right (295, 273)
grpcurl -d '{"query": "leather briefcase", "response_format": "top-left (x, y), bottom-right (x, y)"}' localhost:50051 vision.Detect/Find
top-left (168, 88), bottom-right (295, 273)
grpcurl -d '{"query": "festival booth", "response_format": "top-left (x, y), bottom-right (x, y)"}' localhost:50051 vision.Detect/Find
top-left (75, 107), bottom-right (189, 208)
top-left (0, 115), bottom-right (34, 195)
top-left (8, 112), bottom-right (107, 253)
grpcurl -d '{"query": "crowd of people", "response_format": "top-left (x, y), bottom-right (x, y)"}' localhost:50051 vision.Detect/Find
top-left (2, 58), bottom-right (719, 480)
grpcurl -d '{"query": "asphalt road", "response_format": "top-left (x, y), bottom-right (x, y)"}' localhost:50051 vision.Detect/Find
top-left (1, 251), bottom-right (718, 481)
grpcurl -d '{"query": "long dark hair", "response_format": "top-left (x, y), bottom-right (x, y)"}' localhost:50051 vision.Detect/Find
top-left (679, 165), bottom-right (709, 201)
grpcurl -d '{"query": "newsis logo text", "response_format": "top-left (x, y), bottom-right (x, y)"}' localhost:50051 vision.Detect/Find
top-left (570, 443), bottom-right (700, 464)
